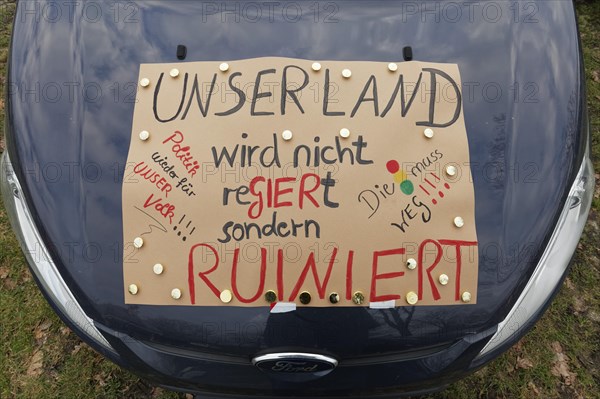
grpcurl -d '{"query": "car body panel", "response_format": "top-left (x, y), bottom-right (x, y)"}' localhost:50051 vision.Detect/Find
top-left (4, 0), bottom-right (586, 395)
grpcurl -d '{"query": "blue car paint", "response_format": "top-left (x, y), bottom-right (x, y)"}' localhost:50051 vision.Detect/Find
top-left (4, 0), bottom-right (587, 396)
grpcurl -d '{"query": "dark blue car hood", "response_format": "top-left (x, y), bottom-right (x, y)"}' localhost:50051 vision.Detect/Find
top-left (6, 1), bottom-right (585, 358)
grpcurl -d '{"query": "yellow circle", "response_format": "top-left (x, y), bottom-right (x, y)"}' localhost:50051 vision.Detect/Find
top-left (394, 170), bottom-right (408, 183)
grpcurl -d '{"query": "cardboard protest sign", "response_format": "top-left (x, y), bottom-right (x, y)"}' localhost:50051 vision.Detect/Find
top-left (122, 57), bottom-right (478, 307)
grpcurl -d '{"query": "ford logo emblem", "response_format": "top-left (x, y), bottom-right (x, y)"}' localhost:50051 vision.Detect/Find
top-left (253, 353), bottom-right (338, 381)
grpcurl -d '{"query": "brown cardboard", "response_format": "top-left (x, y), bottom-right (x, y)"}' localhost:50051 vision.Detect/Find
top-left (122, 57), bottom-right (479, 307)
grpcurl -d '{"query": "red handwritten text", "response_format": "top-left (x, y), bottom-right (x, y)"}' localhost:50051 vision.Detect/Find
top-left (162, 130), bottom-right (200, 177)
top-left (247, 173), bottom-right (321, 219)
top-left (187, 239), bottom-right (477, 305)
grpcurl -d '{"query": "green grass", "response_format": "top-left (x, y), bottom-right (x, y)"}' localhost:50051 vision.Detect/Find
top-left (1, 1), bottom-right (599, 398)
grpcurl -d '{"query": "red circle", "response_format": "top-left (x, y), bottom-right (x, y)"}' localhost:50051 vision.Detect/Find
top-left (432, 199), bottom-right (438, 205)
top-left (444, 183), bottom-right (450, 189)
top-left (439, 191), bottom-right (444, 198)
top-left (386, 160), bottom-right (400, 174)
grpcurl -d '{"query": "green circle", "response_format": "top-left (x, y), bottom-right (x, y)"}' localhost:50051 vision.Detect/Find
top-left (400, 180), bottom-right (414, 195)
